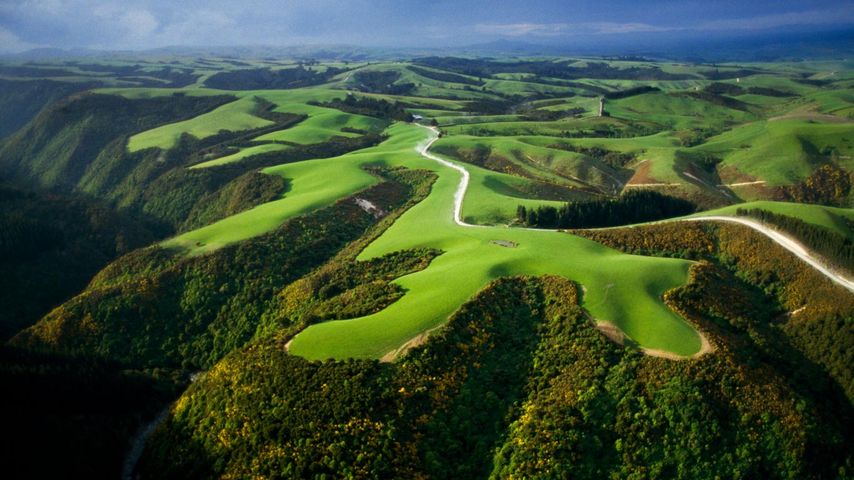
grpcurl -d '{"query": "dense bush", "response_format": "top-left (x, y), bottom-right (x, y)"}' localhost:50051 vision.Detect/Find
top-left (777, 163), bottom-right (853, 207)
top-left (138, 270), bottom-right (851, 479)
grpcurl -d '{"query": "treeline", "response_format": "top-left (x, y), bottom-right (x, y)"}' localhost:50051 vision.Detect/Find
top-left (736, 208), bottom-right (853, 274)
top-left (311, 94), bottom-right (412, 121)
top-left (679, 90), bottom-right (753, 111)
top-left (0, 64), bottom-right (198, 88)
top-left (603, 85), bottom-right (660, 99)
top-left (204, 65), bottom-right (345, 90)
top-left (703, 82), bottom-right (793, 98)
top-left (518, 190), bottom-right (696, 228)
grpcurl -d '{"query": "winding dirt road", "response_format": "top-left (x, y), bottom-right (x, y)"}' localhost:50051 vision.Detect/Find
top-left (683, 216), bottom-right (854, 293)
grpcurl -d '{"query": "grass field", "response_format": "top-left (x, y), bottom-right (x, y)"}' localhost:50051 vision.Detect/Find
top-left (160, 124), bottom-right (701, 358)
top-left (696, 119), bottom-right (854, 185)
top-left (128, 95), bottom-right (274, 151)
top-left (287, 126), bottom-right (700, 360)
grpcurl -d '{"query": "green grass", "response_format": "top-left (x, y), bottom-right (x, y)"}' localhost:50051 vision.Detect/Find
top-left (128, 96), bottom-right (274, 151)
top-left (696, 119), bottom-right (854, 185)
top-left (162, 124), bottom-right (700, 358)
top-left (287, 126), bottom-right (700, 360)
top-left (254, 108), bottom-right (386, 144)
top-left (607, 91), bottom-right (756, 130)
top-left (432, 135), bottom-right (624, 193)
top-left (443, 116), bottom-right (645, 137)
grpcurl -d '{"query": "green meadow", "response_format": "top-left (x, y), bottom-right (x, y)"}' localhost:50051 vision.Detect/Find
top-left (288, 127), bottom-right (699, 360)
top-left (158, 123), bottom-right (700, 358)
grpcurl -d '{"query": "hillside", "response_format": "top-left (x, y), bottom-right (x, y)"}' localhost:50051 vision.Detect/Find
top-left (0, 54), bottom-right (851, 478)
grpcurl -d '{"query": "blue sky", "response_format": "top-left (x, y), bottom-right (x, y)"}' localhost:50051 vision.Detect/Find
top-left (0, 0), bottom-right (852, 53)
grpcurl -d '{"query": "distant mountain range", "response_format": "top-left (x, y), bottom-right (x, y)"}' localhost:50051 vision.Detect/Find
top-left (3, 28), bottom-right (852, 63)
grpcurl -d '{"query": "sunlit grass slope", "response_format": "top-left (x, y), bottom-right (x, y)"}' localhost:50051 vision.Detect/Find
top-left (288, 127), bottom-right (699, 360)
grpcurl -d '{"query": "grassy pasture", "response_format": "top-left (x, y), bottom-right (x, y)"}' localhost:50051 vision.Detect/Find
top-left (287, 127), bottom-right (700, 360)
top-left (696, 119), bottom-right (854, 186)
top-left (161, 124), bottom-right (701, 358)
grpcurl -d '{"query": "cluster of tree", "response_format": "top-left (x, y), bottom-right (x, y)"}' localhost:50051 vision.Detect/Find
top-left (777, 163), bottom-right (852, 207)
top-left (414, 57), bottom-right (695, 81)
top-left (546, 142), bottom-right (637, 168)
top-left (519, 107), bottom-right (585, 121)
top-left (351, 70), bottom-right (415, 95)
top-left (204, 65), bottom-right (345, 90)
top-left (460, 121), bottom-right (659, 139)
top-left (603, 85), bottom-right (661, 99)
top-left (0, 185), bottom-right (156, 339)
top-left (704, 81), bottom-right (746, 95)
top-left (11, 168), bottom-right (435, 370)
top-left (311, 94), bottom-right (413, 121)
top-left (179, 171), bottom-right (286, 231)
top-left (464, 96), bottom-right (523, 115)
top-left (406, 65), bottom-right (484, 86)
top-left (266, 248), bottom-right (440, 329)
top-left (674, 127), bottom-right (726, 147)
top-left (699, 68), bottom-right (761, 80)
top-left (518, 190), bottom-right (696, 229)
top-left (702, 82), bottom-right (795, 98)
top-left (747, 86), bottom-right (795, 97)
top-left (736, 208), bottom-right (853, 274)
top-left (674, 149), bottom-right (723, 171)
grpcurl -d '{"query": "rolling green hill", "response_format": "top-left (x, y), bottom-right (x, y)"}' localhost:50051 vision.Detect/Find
top-left (1, 55), bottom-right (852, 479)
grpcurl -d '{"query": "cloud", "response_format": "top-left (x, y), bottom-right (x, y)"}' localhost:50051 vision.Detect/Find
top-left (697, 7), bottom-right (854, 31)
top-left (474, 23), bottom-right (569, 37)
top-left (474, 22), bottom-right (679, 37)
top-left (0, 26), bottom-right (41, 53)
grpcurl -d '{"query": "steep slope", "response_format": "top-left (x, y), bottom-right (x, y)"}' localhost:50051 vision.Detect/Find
top-left (0, 185), bottom-right (156, 339)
